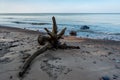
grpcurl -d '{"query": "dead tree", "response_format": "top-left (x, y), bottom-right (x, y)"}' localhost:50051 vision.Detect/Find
top-left (18, 16), bottom-right (80, 77)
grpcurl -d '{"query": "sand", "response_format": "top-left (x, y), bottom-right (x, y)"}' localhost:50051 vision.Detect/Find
top-left (0, 26), bottom-right (120, 80)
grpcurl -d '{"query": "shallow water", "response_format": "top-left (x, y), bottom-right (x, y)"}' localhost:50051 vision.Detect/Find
top-left (0, 13), bottom-right (120, 41)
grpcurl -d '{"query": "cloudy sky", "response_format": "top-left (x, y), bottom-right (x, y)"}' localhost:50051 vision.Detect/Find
top-left (0, 0), bottom-right (120, 13)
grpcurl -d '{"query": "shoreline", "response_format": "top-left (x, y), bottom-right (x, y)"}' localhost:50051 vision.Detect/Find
top-left (1, 25), bottom-right (120, 43)
top-left (0, 25), bottom-right (120, 80)
top-left (0, 25), bottom-right (45, 35)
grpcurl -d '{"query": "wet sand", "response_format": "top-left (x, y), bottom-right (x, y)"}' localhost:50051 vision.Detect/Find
top-left (0, 26), bottom-right (120, 80)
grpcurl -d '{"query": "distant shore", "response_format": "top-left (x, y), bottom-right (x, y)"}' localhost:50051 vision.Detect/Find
top-left (0, 25), bottom-right (120, 80)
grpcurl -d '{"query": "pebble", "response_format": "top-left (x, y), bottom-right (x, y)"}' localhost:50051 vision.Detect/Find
top-left (93, 61), bottom-right (96, 64)
top-left (100, 76), bottom-right (110, 80)
top-left (108, 52), bottom-right (113, 55)
top-left (10, 76), bottom-right (13, 79)
top-left (113, 74), bottom-right (118, 79)
top-left (43, 59), bottom-right (48, 63)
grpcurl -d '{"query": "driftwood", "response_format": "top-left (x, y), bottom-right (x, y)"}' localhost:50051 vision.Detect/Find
top-left (18, 16), bottom-right (80, 77)
top-left (19, 42), bottom-right (49, 77)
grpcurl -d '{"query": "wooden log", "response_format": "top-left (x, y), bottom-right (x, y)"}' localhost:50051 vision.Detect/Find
top-left (19, 42), bottom-right (49, 77)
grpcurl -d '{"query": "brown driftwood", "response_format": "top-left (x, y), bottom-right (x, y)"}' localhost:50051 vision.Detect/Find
top-left (19, 42), bottom-right (49, 77)
top-left (52, 16), bottom-right (58, 34)
top-left (19, 16), bottom-right (80, 78)
top-left (37, 35), bottom-right (50, 45)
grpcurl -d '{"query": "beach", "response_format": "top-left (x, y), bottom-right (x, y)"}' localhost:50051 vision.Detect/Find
top-left (0, 26), bottom-right (120, 80)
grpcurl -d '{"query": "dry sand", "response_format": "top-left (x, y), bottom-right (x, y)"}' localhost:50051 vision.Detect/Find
top-left (0, 26), bottom-right (120, 80)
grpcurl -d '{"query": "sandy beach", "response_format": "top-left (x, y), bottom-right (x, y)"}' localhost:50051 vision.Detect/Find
top-left (0, 26), bottom-right (120, 80)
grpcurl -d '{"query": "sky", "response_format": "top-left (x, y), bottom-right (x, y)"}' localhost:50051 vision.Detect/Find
top-left (0, 0), bottom-right (120, 13)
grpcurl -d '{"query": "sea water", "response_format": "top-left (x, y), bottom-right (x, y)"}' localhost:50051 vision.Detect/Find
top-left (0, 13), bottom-right (120, 41)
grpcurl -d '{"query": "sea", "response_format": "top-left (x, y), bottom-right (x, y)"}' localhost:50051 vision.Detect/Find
top-left (0, 13), bottom-right (120, 41)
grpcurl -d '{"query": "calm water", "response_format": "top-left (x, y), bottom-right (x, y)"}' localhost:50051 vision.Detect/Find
top-left (0, 13), bottom-right (120, 41)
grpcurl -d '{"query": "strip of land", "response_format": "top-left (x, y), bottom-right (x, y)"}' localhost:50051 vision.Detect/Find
top-left (0, 25), bottom-right (120, 80)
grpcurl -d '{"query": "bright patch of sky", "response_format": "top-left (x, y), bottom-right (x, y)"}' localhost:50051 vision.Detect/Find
top-left (0, 0), bottom-right (120, 13)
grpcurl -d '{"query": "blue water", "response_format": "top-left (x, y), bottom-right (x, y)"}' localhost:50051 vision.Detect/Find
top-left (0, 13), bottom-right (120, 41)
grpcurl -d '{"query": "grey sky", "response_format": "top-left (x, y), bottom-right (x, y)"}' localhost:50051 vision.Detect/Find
top-left (0, 0), bottom-right (120, 13)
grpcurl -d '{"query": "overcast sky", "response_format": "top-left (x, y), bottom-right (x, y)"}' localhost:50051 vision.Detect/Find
top-left (0, 0), bottom-right (120, 13)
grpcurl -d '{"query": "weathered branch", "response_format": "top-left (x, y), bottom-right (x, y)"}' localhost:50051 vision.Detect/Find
top-left (44, 28), bottom-right (52, 33)
top-left (52, 16), bottom-right (57, 34)
top-left (57, 27), bottom-right (66, 39)
top-left (44, 28), bottom-right (54, 39)
top-left (19, 42), bottom-right (49, 77)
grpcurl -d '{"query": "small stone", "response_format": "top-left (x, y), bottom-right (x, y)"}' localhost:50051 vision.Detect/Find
top-left (10, 76), bottom-right (12, 79)
top-left (58, 58), bottom-right (61, 60)
top-left (108, 52), bottom-right (113, 55)
top-left (93, 61), bottom-right (96, 64)
top-left (104, 55), bottom-right (108, 57)
top-left (113, 74), bottom-right (118, 79)
top-left (100, 76), bottom-right (110, 80)
top-left (81, 25), bottom-right (90, 30)
top-left (43, 60), bottom-right (48, 63)
top-left (69, 30), bottom-right (77, 36)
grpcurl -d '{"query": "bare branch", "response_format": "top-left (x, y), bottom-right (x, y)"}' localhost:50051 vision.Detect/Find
top-left (52, 16), bottom-right (58, 34)
top-left (57, 27), bottom-right (66, 39)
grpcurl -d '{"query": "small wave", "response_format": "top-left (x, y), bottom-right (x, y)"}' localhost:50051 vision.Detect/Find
top-left (58, 23), bottom-right (81, 27)
top-left (107, 33), bottom-right (120, 35)
top-left (2, 17), bottom-right (14, 19)
top-left (12, 21), bottom-right (51, 25)
top-left (77, 29), bottom-right (120, 36)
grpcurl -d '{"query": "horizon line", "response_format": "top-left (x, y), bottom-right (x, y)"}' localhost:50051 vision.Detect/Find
top-left (0, 13), bottom-right (120, 15)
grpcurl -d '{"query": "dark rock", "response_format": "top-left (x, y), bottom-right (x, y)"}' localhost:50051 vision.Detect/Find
top-left (9, 44), bottom-right (18, 48)
top-left (69, 30), bottom-right (77, 36)
top-left (113, 74), bottom-right (118, 79)
top-left (0, 48), bottom-right (2, 50)
top-left (108, 52), bottom-right (113, 55)
top-left (43, 59), bottom-right (48, 63)
top-left (81, 25), bottom-right (90, 30)
top-left (93, 61), bottom-right (96, 64)
top-left (100, 76), bottom-right (110, 80)
top-left (10, 76), bottom-right (13, 79)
